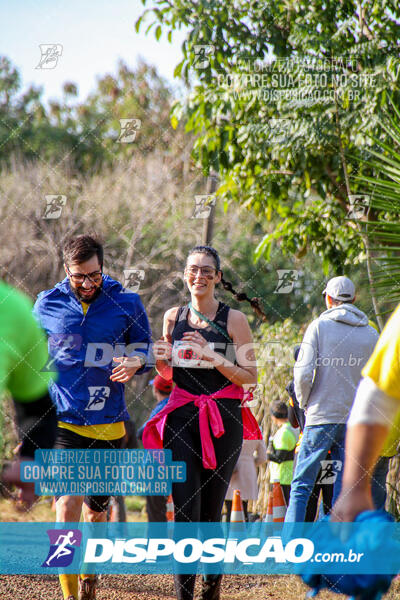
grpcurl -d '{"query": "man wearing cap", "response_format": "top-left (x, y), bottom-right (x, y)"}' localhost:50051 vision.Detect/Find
top-left (285, 276), bottom-right (379, 522)
top-left (138, 375), bottom-right (173, 521)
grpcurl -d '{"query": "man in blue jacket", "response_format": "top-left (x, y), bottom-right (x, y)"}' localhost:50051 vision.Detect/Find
top-left (34, 234), bottom-right (152, 600)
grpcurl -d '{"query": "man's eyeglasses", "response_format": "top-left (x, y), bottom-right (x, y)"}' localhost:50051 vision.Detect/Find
top-left (185, 265), bottom-right (217, 279)
top-left (66, 266), bottom-right (103, 284)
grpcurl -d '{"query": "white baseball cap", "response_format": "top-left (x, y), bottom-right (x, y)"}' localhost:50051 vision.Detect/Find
top-left (322, 276), bottom-right (355, 302)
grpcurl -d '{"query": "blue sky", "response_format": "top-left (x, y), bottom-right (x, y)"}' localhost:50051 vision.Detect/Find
top-left (0, 0), bottom-right (187, 102)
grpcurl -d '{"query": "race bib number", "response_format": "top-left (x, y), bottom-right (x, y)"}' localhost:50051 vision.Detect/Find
top-left (172, 340), bottom-right (214, 369)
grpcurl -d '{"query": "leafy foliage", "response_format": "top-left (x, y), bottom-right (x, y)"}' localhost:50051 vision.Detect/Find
top-left (355, 99), bottom-right (400, 312)
top-left (252, 317), bottom-right (303, 514)
top-left (0, 56), bottom-right (180, 173)
top-left (137, 0), bottom-right (400, 270)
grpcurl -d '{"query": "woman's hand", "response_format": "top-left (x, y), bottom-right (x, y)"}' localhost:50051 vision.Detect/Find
top-left (153, 336), bottom-right (173, 362)
top-left (181, 331), bottom-right (219, 363)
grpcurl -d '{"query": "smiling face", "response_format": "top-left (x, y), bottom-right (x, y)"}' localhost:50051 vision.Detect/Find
top-left (184, 252), bottom-right (221, 297)
top-left (64, 255), bottom-right (103, 303)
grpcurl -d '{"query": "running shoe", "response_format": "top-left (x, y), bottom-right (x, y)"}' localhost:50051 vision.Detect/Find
top-left (78, 575), bottom-right (97, 600)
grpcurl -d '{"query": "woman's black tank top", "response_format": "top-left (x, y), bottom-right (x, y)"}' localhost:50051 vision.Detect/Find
top-left (171, 302), bottom-right (236, 395)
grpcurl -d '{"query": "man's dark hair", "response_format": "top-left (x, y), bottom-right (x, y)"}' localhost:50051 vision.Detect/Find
top-left (63, 235), bottom-right (103, 267)
top-left (270, 400), bottom-right (288, 420)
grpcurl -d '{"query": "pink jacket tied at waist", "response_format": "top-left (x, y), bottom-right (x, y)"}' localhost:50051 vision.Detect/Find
top-left (142, 383), bottom-right (262, 470)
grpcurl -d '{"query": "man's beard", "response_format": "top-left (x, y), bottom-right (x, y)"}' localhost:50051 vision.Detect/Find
top-left (71, 284), bottom-right (102, 304)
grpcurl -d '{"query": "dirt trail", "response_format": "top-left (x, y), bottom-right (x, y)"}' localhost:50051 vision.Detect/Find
top-left (0, 499), bottom-right (399, 600)
top-left (1, 573), bottom-right (399, 600)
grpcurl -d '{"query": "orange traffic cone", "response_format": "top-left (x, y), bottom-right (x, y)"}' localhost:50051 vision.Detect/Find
top-left (272, 482), bottom-right (287, 522)
top-left (230, 489), bottom-right (245, 523)
top-left (264, 487), bottom-right (273, 522)
top-left (166, 494), bottom-right (174, 522)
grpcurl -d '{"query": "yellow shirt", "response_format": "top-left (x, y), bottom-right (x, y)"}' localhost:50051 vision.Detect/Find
top-left (58, 300), bottom-right (126, 441)
top-left (381, 411), bottom-right (400, 457)
top-left (58, 420), bottom-right (126, 440)
top-left (362, 304), bottom-right (400, 402)
top-left (363, 305), bottom-right (400, 456)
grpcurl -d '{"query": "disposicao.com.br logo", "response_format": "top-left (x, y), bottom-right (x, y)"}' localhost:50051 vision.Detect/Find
top-left (0, 522), bottom-right (396, 576)
top-left (83, 535), bottom-right (313, 565)
top-left (42, 529), bottom-right (82, 567)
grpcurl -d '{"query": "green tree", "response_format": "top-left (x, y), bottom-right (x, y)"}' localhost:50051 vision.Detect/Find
top-left (0, 57), bottom-right (183, 173)
top-left (356, 99), bottom-right (400, 315)
top-left (137, 0), bottom-right (400, 276)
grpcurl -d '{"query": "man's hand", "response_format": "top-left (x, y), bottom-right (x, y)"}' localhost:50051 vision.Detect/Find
top-left (331, 486), bottom-right (374, 522)
top-left (110, 356), bottom-right (143, 383)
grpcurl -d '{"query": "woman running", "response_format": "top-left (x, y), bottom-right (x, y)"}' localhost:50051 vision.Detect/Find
top-left (143, 245), bottom-right (264, 600)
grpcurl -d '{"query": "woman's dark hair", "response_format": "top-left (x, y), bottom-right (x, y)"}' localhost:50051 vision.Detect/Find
top-left (187, 245), bottom-right (267, 321)
top-left (63, 234), bottom-right (104, 267)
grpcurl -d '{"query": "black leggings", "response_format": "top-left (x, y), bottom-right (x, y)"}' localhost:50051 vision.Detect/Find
top-left (163, 398), bottom-right (243, 522)
top-left (164, 398), bottom-right (243, 600)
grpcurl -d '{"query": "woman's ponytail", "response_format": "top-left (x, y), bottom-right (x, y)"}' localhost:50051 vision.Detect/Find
top-left (221, 276), bottom-right (267, 322)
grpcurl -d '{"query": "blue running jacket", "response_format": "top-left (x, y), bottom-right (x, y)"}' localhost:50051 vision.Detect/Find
top-left (34, 275), bottom-right (152, 426)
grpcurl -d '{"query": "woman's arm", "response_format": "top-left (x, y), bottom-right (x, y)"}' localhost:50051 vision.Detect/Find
top-left (182, 309), bottom-right (257, 386)
top-left (153, 307), bottom-right (179, 380)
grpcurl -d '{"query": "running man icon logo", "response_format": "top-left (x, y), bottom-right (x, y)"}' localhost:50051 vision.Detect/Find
top-left (42, 334), bottom-right (82, 372)
top-left (267, 118), bottom-right (289, 143)
top-left (42, 529), bottom-right (82, 567)
top-left (347, 194), bottom-right (370, 221)
top-left (43, 195), bottom-right (67, 219)
top-left (85, 386), bottom-right (111, 411)
top-left (193, 45), bottom-right (214, 69)
top-left (192, 195), bottom-right (216, 219)
top-left (117, 118), bottom-right (141, 143)
top-left (274, 270), bottom-right (299, 294)
top-left (242, 383), bottom-right (264, 408)
top-left (36, 44), bottom-right (63, 69)
top-left (316, 460), bottom-right (343, 485)
top-left (123, 269), bottom-right (145, 292)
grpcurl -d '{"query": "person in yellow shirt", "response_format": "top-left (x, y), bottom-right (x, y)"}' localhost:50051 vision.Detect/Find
top-left (333, 304), bottom-right (400, 522)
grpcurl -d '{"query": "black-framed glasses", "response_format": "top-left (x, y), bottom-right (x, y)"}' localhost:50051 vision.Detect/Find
top-left (66, 266), bottom-right (103, 284)
top-left (185, 265), bottom-right (217, 279)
